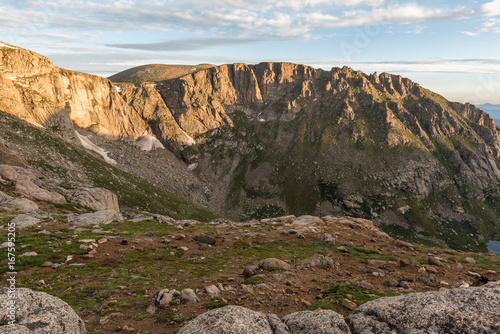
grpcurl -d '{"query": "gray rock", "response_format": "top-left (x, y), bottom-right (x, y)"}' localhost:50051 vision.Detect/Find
top-left (259, 258), bottom-right (291, 271)
top-left (428, 256), bottom-right (445, 267)
top-left (299, 254), bottom-right (336, 269)
top-left (267, 313), bottom-right (290, 334)
top-left (350, 281), bottom-right (500, 334)
top-left (147, 289), bottom-right (180, 314)
top-left (10, 214), bottom-right (40, 229)
top-left (344, 241), bottom-right (354, 247)
top-left (20, 252), bottom-right (38, 257)
top-left (0, 288), bottom-right (86, 333)
top-left (15, 179), bottom-right (66, 204)
top-left (66, 187), bottom-right (119, 212)
top-left (0, 191), bottom-right (38, 213)
top-left (155, 215), bottom-right (175, 224)
top-left (51, 263), bottom-right (60, 269)
top-left (181, 288), bottom-right (199, 303)
top-left (205, 285), bottom-right (220, 298)
top-left (383, 279), bottom-right (399, 287)
top-left (321, 233), bottom-right (337, 246)
top-left (465, 257), bottom-right (477, 264)
top-left (293, 215), bottom-right (323, 225)
top-left (243, 264), bottom-right (260, 278)
top-left (177, 305), bottom-right (274, 334)
top-left (194, 234), bottom-right (216, 245)
top-left (73, 210), bottom-right (124, 226)
top-left (283, 309), bottom-right (351, 334)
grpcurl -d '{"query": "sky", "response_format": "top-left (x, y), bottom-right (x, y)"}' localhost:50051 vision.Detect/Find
top-left (1, 0), bottom-right (500, 104)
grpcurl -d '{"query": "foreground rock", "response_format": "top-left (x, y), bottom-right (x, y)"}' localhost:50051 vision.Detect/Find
top-left (350, 281), bottom-right (500, 333)
top-left (0, 288), bottom-right (86, 333)
top-left (283, 309), bottom-right (351, 334)
top-left (177, 305), bottom-right (274, 334)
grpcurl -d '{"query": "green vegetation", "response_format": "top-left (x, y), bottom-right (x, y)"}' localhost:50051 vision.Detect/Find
top-left (459, 254), bottom-right (500, 272)
top-left (244, 276), bottom-right (266, 285)
top-left (156, 311), bottom-right (185, 323)
top-left (133, 312), bottom-right (149, 321)
top-left (203, 297), bottom-right (228, 310)
top-left (324, 284), bottom-right (399, 307)
top-left (346, 246), bottom-right (398, 262)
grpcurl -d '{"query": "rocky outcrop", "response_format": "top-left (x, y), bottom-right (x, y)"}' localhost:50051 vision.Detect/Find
top-left (72, 209), bottom-right (124, 226)
top-left (0, 41), bottom-right (148, 141)
top-left (350, 281), bottom-right (500, 333)
top-left (283, 310), bottom-right (351, 334)
top-left (0, 139), bottom-right (25, 167)
top-left (0, 288), bottom-right (86, 333)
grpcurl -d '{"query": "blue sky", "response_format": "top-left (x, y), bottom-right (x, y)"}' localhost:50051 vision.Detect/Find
top-left (1, 0), bottom-right (500, 104)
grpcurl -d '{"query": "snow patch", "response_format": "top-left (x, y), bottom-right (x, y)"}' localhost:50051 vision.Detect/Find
top-left (150, 84), bottom-right (156, 87)
top-left (191, 67), bottom-right (197, 71)
top-left (180, 129), bottom-right (196, 146)
top-left (134, 130), bottom-right (165, 151)
top-left (7, 76), bottom-right (17, 80)
top-left (0, 42), bottom-right (16, 49)
top-left (75, 131), bottom-right (117, 165)
top-left (33, 122), bottom-right (46, 129)
top-left (115, 86), bottom-right (121, 93)
top-left (187, 163), bottom-right (198, 171)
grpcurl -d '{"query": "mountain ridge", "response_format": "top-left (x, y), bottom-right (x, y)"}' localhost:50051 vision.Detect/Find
top-left (1, 41), bottom-right (500, 251)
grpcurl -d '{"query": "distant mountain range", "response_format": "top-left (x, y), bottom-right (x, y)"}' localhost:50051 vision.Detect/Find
top-left (478, 104), bottom-right (500, 124)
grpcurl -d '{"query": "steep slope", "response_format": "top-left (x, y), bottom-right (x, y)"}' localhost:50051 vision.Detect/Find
top-left (0, 109), bottom-right (219, 221)
top-left (108, 64), bottom-right (214, 83)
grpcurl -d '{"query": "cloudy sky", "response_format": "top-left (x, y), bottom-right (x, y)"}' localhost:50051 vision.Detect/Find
top-left (1, 0), bottom-right (500, 104)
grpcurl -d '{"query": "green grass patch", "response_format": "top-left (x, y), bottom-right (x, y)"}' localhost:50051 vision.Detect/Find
top-left (244, 276), bottom-right (266, 285)
top-left (203, 297), bottom-right (228, 310)
top-left (156, 311), bottom-right (185, 324)
top-left (133, 312), bottom-right (149, 321)
top-left (325, 284), bottom-right (399, 308)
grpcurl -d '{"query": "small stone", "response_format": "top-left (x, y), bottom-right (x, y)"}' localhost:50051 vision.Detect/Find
top-left (181, 288), bottom-right (199, 303)
top-left (358, 282), bottom-right (374, 290)
top-left (467, 271), bottom-right (481, 278)
top-left (368, 260), bottom-right (387, 268)
top-left (122, 325), bottom-right (134, 332)
top-left (384, 279), bottom-right (399, 287)
top-left (344, 241), bottom-right (354, 247)
top-left (399, 258), bottom-right (414, 267)
top-left (145, 231), bottom-right (153, 236)
top-left (342, 298), bottom-right (357, 310)
top-left (41, 261), bottom-right (53, 267)
top-left (79, 244), bottom-right (89, 251)
top-left (98, 238), bottom-right (108, 244)
top-left (301, 299), bottom-right (311, 307)
top-left (321, 233), bottom-right (337, 246)
top-left (337, 246), bottom-right (349, 253)
top-left (194, 234), bottom-right (216, 245)
top-left (199, 244), bottom-right (208, 250)
top-left (120, 240), bottom-right (128, 245)
top-left (465, 257), bottom-right (476, 264)
top-left (38, 230), bottom-right (51, 235)
top-left (177, 246), bottom-right (189, 251)
top-left (174, 234), bottom-right (186, 240)
top-left (51, 263), bottom-right (60, 269)
top-left (428, 256), bottom-right (444, 267)
top-left (426, 266), bottom-right (438, 274)
top-left (205, 285), bottom-right (220, 298)
top-left (20, 252), bottom-right (38, 257)
top-left (418, 267), bottom-right (426, 273)
top-left (457, 263), bottom-right (464, 270)
top-left (440, 281), bottom-right (449, 286)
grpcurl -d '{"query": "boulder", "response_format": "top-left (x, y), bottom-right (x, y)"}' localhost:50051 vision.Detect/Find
top-left (350, 281), bottom-right (500, 334)
top-left (146, 289), bottom-right (180, 314)
top-left (10, 214), bottom-right (40, 229)
top-left (298, 254), bottom-right (336, 269)
top-left (181, 288), bottom-right (199, 303)
top-left (73, 210), bottom-right (123, 226)
top-left (177, 305), bottom-right (274, 334)
top-left (258, 258), bottom-right (291, 271)
top-left (283, 309), bottom-right (351, 334)
top-left (205, 285), bottom-right (220, 298)
top-left (67, 187), bottom-right (119, 211)
top-left (0, 141), bottom-right (25, 167)
top-left (15, 179), bottom-right (66, 204)
top-left (0, 191), bottom-right (38, 213)
top-left (0, 288), bottom-right (86, 333)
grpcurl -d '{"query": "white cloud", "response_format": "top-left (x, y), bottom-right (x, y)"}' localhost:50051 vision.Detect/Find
top-left (480, 0), bottom-right (500, 16)
top-left (478, 18), bottom-right (500, 33)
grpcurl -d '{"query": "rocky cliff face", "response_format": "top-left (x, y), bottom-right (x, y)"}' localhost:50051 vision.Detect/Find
top-left (0, 41), bottom-right (148, 140)
top-left (144, 62), bottom-right (500, 251)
